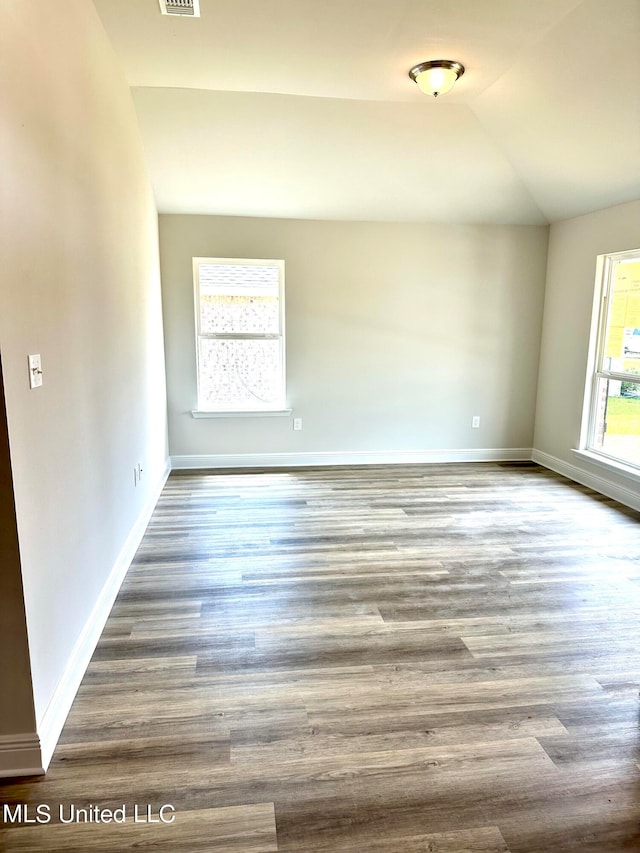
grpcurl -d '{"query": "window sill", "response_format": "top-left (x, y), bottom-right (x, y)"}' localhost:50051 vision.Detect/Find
top-left (191, 408), bottom-right (292, 419)
top-left (572, 448), bottom-right (640, 482)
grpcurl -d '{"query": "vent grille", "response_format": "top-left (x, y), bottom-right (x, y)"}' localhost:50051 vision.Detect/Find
top-left (159, 0), bottom-right (200, 16)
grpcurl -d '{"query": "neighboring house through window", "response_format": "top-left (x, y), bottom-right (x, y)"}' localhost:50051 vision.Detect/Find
top-left (582, 249), bottom-right (640, 470)
top-left (193, 257), bottom-right (286, 412)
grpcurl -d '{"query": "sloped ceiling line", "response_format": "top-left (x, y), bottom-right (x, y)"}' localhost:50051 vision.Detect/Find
top-left (94, 0), bottom-right (640, 223)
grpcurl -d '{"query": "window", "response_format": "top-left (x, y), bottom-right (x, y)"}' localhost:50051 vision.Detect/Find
top-left (193, 257), bottom-right (286, 412)
top-left (583, 249), bottom-right (640, 470)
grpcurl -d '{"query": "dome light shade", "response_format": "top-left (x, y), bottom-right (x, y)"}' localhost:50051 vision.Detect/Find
top-left (409, 60), bottom-right (465, 97)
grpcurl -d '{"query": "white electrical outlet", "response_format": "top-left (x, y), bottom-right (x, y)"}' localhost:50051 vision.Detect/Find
top-left (293, 418), bottom-right (303, 431)
top-left (472, 415), bottom-right (481, 428)
top-left (28, 354), bottom-right (43, 389)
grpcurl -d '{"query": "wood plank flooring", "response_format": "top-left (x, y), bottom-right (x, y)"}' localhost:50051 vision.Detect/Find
top-left (2, 462), bottom-right (640, 852)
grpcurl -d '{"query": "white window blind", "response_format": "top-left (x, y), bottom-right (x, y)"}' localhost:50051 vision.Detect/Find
top-left (193, 258), bottom-right (286, 412)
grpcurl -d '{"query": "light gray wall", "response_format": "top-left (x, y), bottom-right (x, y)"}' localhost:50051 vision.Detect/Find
top-left (534, 199), bottom-right (640, 485)
top-left (160, 215), bottom-right (549, 458)
top-left (0, 1), bottom-right (168, 731)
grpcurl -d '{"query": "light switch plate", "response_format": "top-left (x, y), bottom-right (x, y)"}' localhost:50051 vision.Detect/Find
top-left (28, 354), bottom-right (43, 389)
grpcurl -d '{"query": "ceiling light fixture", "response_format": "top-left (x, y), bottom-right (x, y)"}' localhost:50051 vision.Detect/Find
top-left (408, 60), bottom-right (465, 98)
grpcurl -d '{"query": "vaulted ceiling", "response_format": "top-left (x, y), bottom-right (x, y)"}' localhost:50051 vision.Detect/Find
top-left (93, 0), bottom-right (640, 224)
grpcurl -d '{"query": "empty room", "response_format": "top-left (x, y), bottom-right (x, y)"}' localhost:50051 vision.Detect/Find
top-left (1, 0), bottom-right (640, 851)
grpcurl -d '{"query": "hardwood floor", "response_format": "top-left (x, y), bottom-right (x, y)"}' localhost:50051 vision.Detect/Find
top-left (2, 462), bottom-right (640, 852)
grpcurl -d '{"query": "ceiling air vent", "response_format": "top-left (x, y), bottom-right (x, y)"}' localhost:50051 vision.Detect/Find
top-left (159, 0), bottom-right (200, 16)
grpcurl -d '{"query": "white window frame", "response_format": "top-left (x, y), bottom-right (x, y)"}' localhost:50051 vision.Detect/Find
top-left (192, 257), bottom-right (287, 415)
top-left (579, 248), bottom-right (640, 474)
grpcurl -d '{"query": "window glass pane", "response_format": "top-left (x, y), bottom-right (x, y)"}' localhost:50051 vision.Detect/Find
top-left (603, 260), bottom-right (640, 372)
top-left (592, 377), bottom-right (640, 466)
top-left (199, 263), bottom-right (280, 333)
top-left (198, 338), bottom-right (282, 408)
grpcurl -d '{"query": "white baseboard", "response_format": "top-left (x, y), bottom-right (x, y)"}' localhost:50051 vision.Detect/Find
top-left (36, 459), bottom-right (171, 772)
top-left (532, 449), bottom-right (640, 512)
top-left (0, 734), bottom-right (43, 779)
top-left (171, 448), bottom-right (533, 470)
